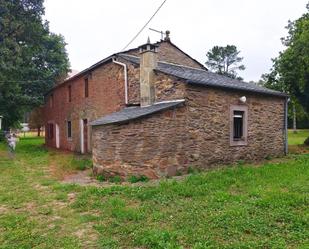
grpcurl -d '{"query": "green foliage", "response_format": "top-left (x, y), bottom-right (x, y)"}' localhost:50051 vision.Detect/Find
top-left (263, 3), bottom-right (309, 114)
top-left (0, 0), bottom-right (70, 128)
top-left (128, 175), bottom-right (149, 183)
top-left (205, 45), bottom-right (245, 80)
top-left (96, 175), bottom-right (106, 182)
top-left (70, 157), bottom-right (92, 171)
top-left (109, 175), bottom-right (122, 183)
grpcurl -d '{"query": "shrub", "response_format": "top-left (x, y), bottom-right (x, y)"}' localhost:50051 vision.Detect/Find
top-left (110, 175), bottom-right (122, 183)
top-left (128, 175), bottom-right (149, 183)
top-left (96, 175), bottom-right (106, 182)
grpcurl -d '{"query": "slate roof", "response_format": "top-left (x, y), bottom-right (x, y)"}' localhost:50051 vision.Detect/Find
top-left (90, 100), bottom-right (185, 126)
top-left (118, 54), bottom-right (287, 98)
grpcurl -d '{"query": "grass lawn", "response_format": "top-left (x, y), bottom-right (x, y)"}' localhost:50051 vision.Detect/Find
top-left (0, 135), bottom-right (308, 248)
top-left (288, 129), bottom-right (309, 145)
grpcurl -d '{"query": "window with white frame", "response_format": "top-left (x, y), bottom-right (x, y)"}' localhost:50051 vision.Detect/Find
top-left (230, 105), bottom-right (248, 146)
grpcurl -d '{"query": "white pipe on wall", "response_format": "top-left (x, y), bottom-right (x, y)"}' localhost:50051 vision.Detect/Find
top-left (112, 58), bottom-right (128, 105)
top-left (0, 116), bottom-right (2, 130)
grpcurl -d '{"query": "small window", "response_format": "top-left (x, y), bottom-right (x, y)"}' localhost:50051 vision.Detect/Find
top-left (230, 105), bottom-right (248, 146)
top-left (84, 78), bottom-right (89, 98)
top-left (68, 85), bottom-right (72, 102)
top-left (49, 94), bottom-right (54, 108)
top-left (233, 111), bottom-right (244, 140)
top-left (48, 123), bottom-right (54, 139)
top-left (67, 121), bottom-right (72, 139)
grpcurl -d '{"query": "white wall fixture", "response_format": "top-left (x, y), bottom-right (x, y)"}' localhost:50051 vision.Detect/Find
top-left (0, 116), bottom-right (2, 130)
top-left (239, 96), bottom-right (247, 103)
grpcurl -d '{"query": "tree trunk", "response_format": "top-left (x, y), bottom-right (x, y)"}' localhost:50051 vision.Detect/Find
top-left (293, 104), bottom-right (297, 134)
top-left (37, 127), bottom-right (41, 137)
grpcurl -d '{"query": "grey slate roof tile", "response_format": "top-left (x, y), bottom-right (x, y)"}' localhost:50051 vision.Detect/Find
top-left (118, 54), bottom-right (287, 98)
top-left (90, 100), bottom-right (185, 126)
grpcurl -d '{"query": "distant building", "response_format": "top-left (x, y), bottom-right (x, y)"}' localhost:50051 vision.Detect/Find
top-left (44, 35), bottom-right (288, 179)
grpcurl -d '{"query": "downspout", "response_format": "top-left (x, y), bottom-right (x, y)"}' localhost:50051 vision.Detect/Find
top-left (284, 97), bottom-right (289, 155)
top-left (112, 58), bottom-right (128, 105)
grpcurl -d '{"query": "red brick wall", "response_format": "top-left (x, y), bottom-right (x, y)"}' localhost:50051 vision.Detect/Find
top-left (44, 61), bottom-right (126, 152)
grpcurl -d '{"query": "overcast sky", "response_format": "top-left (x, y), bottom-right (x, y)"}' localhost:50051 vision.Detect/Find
top-left (44, 0), bottom-right (308, 81)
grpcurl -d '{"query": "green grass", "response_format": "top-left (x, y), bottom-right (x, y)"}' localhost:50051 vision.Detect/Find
top-left (288, 129), bottom-right (309, 145)
top-left (0, 137), bottom-right (308, 248)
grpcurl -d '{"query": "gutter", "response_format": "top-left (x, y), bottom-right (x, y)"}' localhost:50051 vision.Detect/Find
top-left (112, 58), bottom-right (128, 105)
top-left (284, 97), bottom-right (289, 155)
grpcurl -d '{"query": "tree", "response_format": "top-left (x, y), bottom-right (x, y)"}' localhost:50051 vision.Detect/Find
top-left (29, 107), bottom-right (44, 136)
top-left (205, 45), bottom-right (245, 80)
top-left (262, 3), bottom-right (309, 137)
top-left (0, 0), bottom-right (70, 129)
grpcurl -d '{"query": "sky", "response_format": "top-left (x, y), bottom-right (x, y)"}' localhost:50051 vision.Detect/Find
top-left (44, 0), bottom-right (308, 82)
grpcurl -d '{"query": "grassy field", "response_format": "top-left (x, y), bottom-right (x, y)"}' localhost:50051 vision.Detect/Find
top-left (0, 135), bottom-right (308, 248)
top-left (288, 129), bottom-right (309, 145)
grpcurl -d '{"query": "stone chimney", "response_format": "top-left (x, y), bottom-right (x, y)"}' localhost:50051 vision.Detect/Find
top-left (138, 38), bottom-right (158, 107)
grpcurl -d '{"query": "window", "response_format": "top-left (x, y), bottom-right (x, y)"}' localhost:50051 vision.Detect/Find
top-left (67, 121), bottom-right (72, 139)
top-left (49, 94), bottom-right (54, 108)
top-left (230, 105), bottom-right (248, 146)
top-left (233, 111), bottom-right (244, 140)
top-left (84, 78), bottom-right (89, 98)
top-left (68, 85), bottom-right (72, 102)
top-left (47, 123), bottom-right (54, 139)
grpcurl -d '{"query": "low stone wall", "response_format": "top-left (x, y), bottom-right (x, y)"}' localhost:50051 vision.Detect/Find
top-left (92, 106), bottom-right (188, 179)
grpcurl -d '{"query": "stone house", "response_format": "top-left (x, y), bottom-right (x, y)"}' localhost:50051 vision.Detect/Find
top-left (44, 36), bottom-right (288, 179)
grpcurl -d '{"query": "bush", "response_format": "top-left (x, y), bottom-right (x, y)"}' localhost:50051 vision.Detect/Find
top-left (96, 175), bottom-right (106, 182)
top-left (128, 175), bottom-right (149, 183)
top-left (304, 136), bottom-right (309, 146)
top-left (110, 175), bottom-right (122, 183)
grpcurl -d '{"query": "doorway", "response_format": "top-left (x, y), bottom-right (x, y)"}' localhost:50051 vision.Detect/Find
top-left (55, 124), bottom-right (60, 149)
top-left (80, 118), bottom-right (88, 154)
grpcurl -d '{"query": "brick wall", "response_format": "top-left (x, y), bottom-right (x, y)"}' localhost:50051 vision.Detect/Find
top-left (44, 61), bottom-right (126, 152)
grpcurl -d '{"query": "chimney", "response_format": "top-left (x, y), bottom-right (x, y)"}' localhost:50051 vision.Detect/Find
top-left (138, 38), bottom-right (158, 107)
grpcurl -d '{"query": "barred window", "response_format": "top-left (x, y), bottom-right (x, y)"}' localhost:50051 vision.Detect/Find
top-left (67, 121), bottom-right (72, 139)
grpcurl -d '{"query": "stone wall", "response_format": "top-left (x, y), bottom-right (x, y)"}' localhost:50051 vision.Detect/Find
top-left (92, 105), bottom-right (188, 179)
top-left (125, 41), bottom-right (204, 69)
top-left (92, 83), bottom-right (286, 179)
top-left (184, 85), bottom-right (286, 168)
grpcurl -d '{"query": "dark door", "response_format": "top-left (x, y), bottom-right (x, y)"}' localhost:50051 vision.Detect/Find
top-left (83, 119), bottom-right (88, 153)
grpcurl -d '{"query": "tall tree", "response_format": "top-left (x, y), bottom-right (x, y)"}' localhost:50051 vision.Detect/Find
top-left (263, 3), bottom-right (309, 112)
top-left (29, 107), bottom-right (44, 136)
top-left (205, 45), bottom-right (245, 80)
top-left (263, 2), bottom-right (309, 136)
top-left (0, 0), bottom-right (70, 129)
